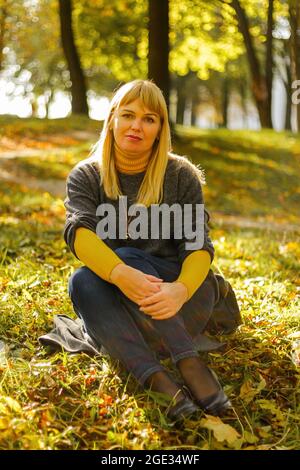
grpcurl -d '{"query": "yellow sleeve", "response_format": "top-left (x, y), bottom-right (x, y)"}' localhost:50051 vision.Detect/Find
top-left (74, 227), bottom-right (125, 283)
top-left (175, 250), bottom-right (211, 301)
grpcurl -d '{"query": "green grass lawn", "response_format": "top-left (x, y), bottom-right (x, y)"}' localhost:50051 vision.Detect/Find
top-left (3, 122), bottom-right (299, 223)
top-left (0, 114), bottom-right (101, 138)
top-left (175, 126), bottom-right (300, 223)
top-left (0, 118), bottom-right (299, 449)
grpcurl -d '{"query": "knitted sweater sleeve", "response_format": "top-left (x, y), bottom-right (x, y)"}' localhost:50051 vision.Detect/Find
top-left (175, 250), bottom-right (211, 300)
top-left (64, 164), bottom-right (124, 281)
top-left (74, 227), bottom-right (124, 282)
top-left (63, 163), bottom-right (102, 258)
top-left (174, 161), bottom-right (215, 264)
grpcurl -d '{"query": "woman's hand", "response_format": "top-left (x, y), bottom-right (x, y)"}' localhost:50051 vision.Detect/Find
top-left (109, 263), bottom-right (163, 304)
top-left (138, 282), bottom-right (188, 320)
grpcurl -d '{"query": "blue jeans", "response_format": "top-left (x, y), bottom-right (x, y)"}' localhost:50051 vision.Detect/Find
top-left (68, 247), bottom-right (216, 386)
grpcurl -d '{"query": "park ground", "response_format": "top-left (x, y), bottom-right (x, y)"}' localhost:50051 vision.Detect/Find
top-left (0, 116), bottom-right (299, 450)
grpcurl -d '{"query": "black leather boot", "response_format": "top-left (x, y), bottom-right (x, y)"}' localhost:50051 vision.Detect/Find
top-left (177, 357), bottom-right (232, 417)
top-left (166, 391), bottom-right (200, 421)
top-left (145, 370), bottom-right (200, 422)
top-left (189, 368), bottom-right (231, 416)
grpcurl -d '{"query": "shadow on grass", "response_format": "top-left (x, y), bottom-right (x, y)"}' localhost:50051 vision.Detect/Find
top-left (173, 128), bottom-right (300, 220)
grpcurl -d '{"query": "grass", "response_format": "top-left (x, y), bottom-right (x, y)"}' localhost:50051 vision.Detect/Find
top-left (175, 126), bottom-right (300, 223)
top-left (3, 122), bottom-right (299, 223)
top-left (0, 118), bottom-right (299, 449)
top-left (3, 144), bottom-right (92, 180)
top-left (0, 114), bottom-right (101, 139)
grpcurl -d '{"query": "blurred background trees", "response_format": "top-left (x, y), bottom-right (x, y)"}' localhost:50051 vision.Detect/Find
top-left (0, 0), bottom-right (298, 131)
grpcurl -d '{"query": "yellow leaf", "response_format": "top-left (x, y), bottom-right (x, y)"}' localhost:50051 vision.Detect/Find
top-left (200, 415), bottom-right (240, 445)
top-left (243, 430), bottom-right (259, 444)
top-left (239, 380), bottom-right (257, 403)
top-left (0, 396), bottom-right (22, 413)
top-left (257, 400), bottom-right (285, 425)
top-left (239, 376), bottom-right (266, 404)
top-left (257, 444), bottom-right (272, 450)
top-left (257, 426), bottom-right (272, 439)
top-left (0, 417), bottom-right (10, 430)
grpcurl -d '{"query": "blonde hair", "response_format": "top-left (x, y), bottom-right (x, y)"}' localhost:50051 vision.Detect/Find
top-left (91, 79), bottom-right (204, 206)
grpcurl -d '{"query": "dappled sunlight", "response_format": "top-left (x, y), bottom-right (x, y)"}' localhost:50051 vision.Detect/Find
top-left (0, 0), bottom-right (299, 448)
top-left (0, 122), bottom-right (299, 450)
top-left (0, 215), bottom-right (20, 226)
top-left (225, 151), bottom-right (296, 177)
top-left (173, 128), bottom-right (300, 223)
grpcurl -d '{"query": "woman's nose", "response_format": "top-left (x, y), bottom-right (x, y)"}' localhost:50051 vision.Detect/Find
top-left (131, 119), bottom-right (142, 131)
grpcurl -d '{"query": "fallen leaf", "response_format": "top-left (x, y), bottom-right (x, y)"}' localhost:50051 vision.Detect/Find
top-left (243, 430), bottom-right (259, 444)
top-left (239, 375), bottom-right (266, 404)
top-left (200, 415), bottom-right (240, 445)
top-left (0, 396), bottom-right (22, 413)
top-left (257, 400), bottom-right (286, 426)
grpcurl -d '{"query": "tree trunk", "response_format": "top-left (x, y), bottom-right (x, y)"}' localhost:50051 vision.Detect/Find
top-left (289, 0), bottom-right (300, 132)
top-left (174, 75), bottom-right (187, 124)
top-left (279, 38), bottom-right (292, 131)
top-left (176, 91), bottom-right (185, 124)
top-left (231, 0), bottom-right (273, 128)
top-left (191, 97), bottom-right (198, 126)
top-left (284, 60), bottom-right (292, 131)
top-left (222, 76), bottom-right (229, 128)
top-left (239, 80), bottom-right (248, 127)
top-left (58, 0), bottom-right (88, 115)
top-left (45, 89), bottom-right (54, 119)
top-left (265, 0), bottom-right (274, 128)
top-left (0, 1), bottom-right (7, 72)
top-left (30, 98), bottom-right (39, 117)
top-left (148, 0), bottom-right (169, 109)
top-left (284, 85), bottom-right (292, 131)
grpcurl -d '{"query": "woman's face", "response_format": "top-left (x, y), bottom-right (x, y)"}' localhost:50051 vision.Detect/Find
top-left (112, 98), bottom-right (161, 155)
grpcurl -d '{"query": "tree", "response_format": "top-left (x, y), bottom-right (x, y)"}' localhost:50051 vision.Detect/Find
top-left (170, 1), bottom-right (243, 76)
top-left (274, 34), bottom-right (292, 131)
top-left (73, 0), bottom-right (147, 90)
top-left (227, 0), bottom-right (274, 128)
top-left (289, 0), bottom-right (300, 131)
top-left (148, 0), bottom-right (170, 108)
top-left (3, 0), bottom-right (279, 128)
top-left (169, 0), bottom-right (245, 126)
top-left (0, 0), bottom-right (68, 116)
top-left (0, 0), bottom-right (8, 72)
top-left (58, 0), bottom-right (88, 115)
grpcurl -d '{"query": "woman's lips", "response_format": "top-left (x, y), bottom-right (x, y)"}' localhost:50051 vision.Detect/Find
top-left (126, 135), bottom-right (142, 141)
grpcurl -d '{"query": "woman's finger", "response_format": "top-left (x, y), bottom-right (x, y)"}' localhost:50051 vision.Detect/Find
top-left (145, 274), bottom-right (163, 282)
top-left (143, 308), bottom-right (169, 317)
top-left (150, 285), bottom-right (161, 294)
top-left (139, 291), bottom-right (163, 306)
top-left (140, 301), bottom-right (166, 314)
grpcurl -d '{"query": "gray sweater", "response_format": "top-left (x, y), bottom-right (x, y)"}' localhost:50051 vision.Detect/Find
top-left (63, 154), bottom-right (214, 265)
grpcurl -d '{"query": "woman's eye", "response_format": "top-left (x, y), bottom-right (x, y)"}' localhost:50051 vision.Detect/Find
top-left (121, 114), bottom-right (155, 123)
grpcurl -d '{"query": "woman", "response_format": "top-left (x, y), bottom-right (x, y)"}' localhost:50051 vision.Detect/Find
top-left (64, 79), bottom-right (231, 421)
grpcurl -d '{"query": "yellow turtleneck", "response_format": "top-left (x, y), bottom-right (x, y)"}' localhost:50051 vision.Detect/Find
top-left (114, 142), bottom-right (150, 174)
top-left (73, 146), bottom-right (211, 302)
